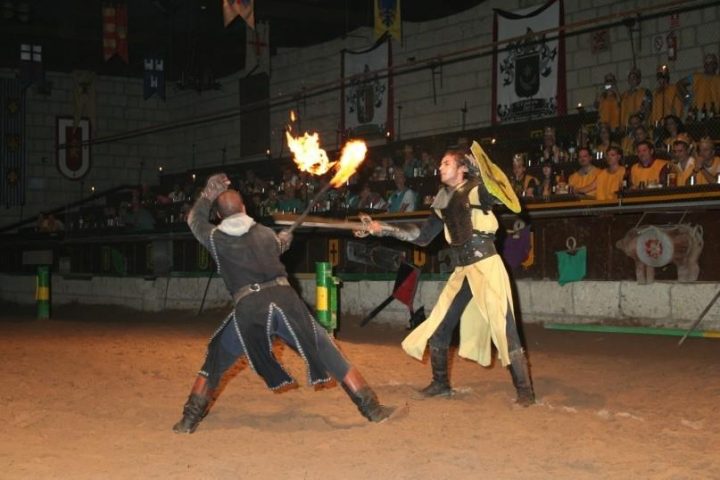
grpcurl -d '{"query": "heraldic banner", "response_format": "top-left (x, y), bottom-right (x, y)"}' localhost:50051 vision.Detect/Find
top-left (341, 36), bottom-right (392, 140)
top-left (492, 0), bottom-right (566, 125)
top-left (0, 78), bottom-right (26, 207)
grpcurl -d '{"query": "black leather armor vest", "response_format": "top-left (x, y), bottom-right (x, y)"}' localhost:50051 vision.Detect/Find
top-left (441, 178), bottom-right (482, 246)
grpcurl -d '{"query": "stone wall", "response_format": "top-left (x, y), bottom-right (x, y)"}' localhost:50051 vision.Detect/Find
top-left (2, 273), bottom-right (718, 331)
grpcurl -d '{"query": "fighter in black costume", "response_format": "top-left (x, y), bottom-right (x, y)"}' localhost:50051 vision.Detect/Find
top-left (173, 174), bottom-right (395, 433)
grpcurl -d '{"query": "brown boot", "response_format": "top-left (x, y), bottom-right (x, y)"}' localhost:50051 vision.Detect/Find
top-left (173, 375), bottom-right (214, 433)
top-left (417, 346), bottom-right (453, 398)
top-left (341, 367), bottom-right (396, 422)
top-left (509, 349), bottom-right (535, 407)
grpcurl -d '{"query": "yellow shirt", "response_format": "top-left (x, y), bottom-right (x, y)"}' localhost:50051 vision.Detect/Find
top-left (595, 166), bottom-right (626, 200)
top-left (673, 157), bottom-right (696, 186)
top-left (692, 73), bottom-right (720, 109)
top-left (630, 159), bottom-right (669, 188)
top-left (568, 166), bottom-right (600, 197)
top-left (620, 88), bottom-right (649, 128)
top-left (650, 85), bottom-right (683, 124)
top-left (598, 91), bottom-right (621, 130)
top-left (694, 156), bottom-right (720, 185)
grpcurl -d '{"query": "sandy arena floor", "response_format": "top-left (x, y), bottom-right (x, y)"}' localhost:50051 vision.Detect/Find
top-left (1, 303), bottom-right (719, 480)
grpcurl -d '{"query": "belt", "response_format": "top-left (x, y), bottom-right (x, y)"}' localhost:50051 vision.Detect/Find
top-left (448, 232), bottom-right (496, 267)
top-left (232, 277), bottom-right (290, 304)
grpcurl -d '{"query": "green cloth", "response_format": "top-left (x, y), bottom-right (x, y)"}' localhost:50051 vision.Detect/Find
top-left (555, 246), bottom-right (587, 285)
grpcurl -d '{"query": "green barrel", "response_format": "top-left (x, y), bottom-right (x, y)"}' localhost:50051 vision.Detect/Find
top-left (315, 262), bottom-right (332, 331)
top-left (36, 265), bottom-right (50, 319)
top-left (328, 275), bottom-right (339, 332)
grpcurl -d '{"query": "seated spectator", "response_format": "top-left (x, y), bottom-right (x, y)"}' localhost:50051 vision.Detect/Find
top-left (44, 213), bottom-right (65, 232)
top-left (36, 213), bottom-right (47, 232)
top-left (630, 140), bottom-right (669, 189)
top-left (595, 146), bottom-right (626, 200)
top-left (659, 114), bottom-right (685, 150)
top-left (386, 170), bottom-right (417, 213)
top-left (123, 201), bottom-right (156, 231)
top-left (168, 184), bottom-right (185, 203)
top-left (621, 114), bottom-right (644, 156)
top-left (420, 149), bottom-right (438, 176)
top-left (669, 133), bottom-right (696, 186)
top-left (534, 161), bottom-right (557, 197)
top-left (401, 144), bottom-right (421, 178)
top-left (568, 147), bottom-right (600, 197)
top-left (692, 137), bottom-right (720, 185)
top-left (510, 154), bottom-right (537, 197)
top-left (261, 189), bottom-right (279, 214)
top-left (276, 187), bottom-right (305, 213)
top-left (540, 127), bottom-right (568, 163)
top-left (348, 182), bottom-right (387, 211)
top-left (594, 122), bottom-right (615, 158)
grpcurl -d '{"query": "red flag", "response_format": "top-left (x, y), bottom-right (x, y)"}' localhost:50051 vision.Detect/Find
top-left (103, 3), bottom-right (129, 63)
top-left (223, 0), bottom-right (255, 29)
top-left (391, 262), bottom-right (420, 310)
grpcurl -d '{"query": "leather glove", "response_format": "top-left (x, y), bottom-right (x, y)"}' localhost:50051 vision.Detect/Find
top-left (201, 173), bottom-right (230, 201)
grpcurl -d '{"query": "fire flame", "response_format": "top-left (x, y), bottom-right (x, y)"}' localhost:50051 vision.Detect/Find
top-left (286, 117), bottom-right (367, 186)
top-left (285, 131), bottom-right (333, 175)
top-left (330, 140), bottom-right (367, 187)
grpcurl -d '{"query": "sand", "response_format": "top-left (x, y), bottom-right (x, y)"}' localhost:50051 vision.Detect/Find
top-left (2, 303), bottom-right (719, 479)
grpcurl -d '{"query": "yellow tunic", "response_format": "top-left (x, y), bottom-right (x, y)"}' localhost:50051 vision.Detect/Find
top-left (620, 88), bottom-right (649, 128)
top-left (594, 166), bottom-right (626, 200)
top-left (630, 159), bottom-right (668, 187)
top-left (694, 156), bottom-right (720, 185)
top-left (568, 166), bottom-right (600, 197)
top-left (692, 73), bottom-right (720, 109)
top-left (674, 158), bottom-right (696, 186)
top-left (598, 92), bottom-right (621, 130)
top-left (650, 85), bottom-right (683, 124)
top-left (401, 186), bottom-right (514, 367)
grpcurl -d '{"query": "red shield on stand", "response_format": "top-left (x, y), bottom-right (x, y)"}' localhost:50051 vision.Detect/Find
top-left (57, 117), bottom-right (91, 180)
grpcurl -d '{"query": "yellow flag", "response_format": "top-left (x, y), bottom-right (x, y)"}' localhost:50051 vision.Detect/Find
top-left (374, 0), bottom-right (401, 40)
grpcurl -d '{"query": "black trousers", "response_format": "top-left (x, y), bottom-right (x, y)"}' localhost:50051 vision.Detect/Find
top-left (428, 278), bottom-right (523, 353)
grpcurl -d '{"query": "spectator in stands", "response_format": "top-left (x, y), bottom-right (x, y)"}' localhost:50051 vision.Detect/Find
top-left (650, 65), bottom-right (683, 126)
top-left (540, 126), bottom-right (567, 163)
top-left (373, 154), bottom-right (395, 181)
top-left (660, 114), bottom-right (685, 150)
top-left (169, 184), bottom-right (185, 203)
top-left (630, 125), bottom-right (650, 155)
top-left (510, 154), bottom-right (537, 197)
top-left (620, 67), bottom-right (652, 129)
top-left (348, 182), bottom-right (387, 211)
top-left (621, 114), bottom-right (644, 156)
top-left (281, 167), bottom-right (300, 194)
top-left (693, 137), bottom-right (720, 184)
top-left (677, 53), bottom-right (720, 116)
top-left (44, 214), bottom-right (65, 232)
top-left (630, 140), bottom-right (669, 189)
top-left (420, 148), bottom-right (438, 176)
top-left (36, 213), bottom-right (47, 232)
top-left (534, 160), bottom-right (557, 198)
top-left (401, 144), bottom-right (421, 178)
top-left (568, 147), bottom-right (600, 198)
top-left (670, 133), bottom-right (696, 186)
top-left (387, 170), bottom-right (417, 213)
top-left (595, 72), bottom-right (621, 131)
top-left (594, 122), bottom-right (615, 158)
top-left (276, 186), bottom-right (305, 213)
top-left (123, 201), bottom-right (156, 231)
top-left (595, 146), bottom-right (626, 200)
top-left (261, 188), bottom-right (279, 214)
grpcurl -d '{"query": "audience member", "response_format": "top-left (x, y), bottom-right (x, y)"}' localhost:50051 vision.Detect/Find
top-left (568, 147), bottom-right (600, 197)
top-left (595, 146), bottom-right (626, 200)
top-left (401, 144), bottom-right (421, 178)
top-left (510, 154), bottom-right (537, 197)
top-left (595, 72), bottom-right (621, 130)
top-left (386, 170), bottom-right (417, 213)
top-left (630, 140), bottom-right (669, 189)
top-left (650, 65), bottom-right (683, 125)
top-left (534, 161), bottom-right (557, 197)
top-left (693, 137), bottom-right (720, 184)
top-left (168, 184), bottom-right (185, 203)
top-left (540, 127), bottom-right (567, 163)
top-left (670, 133), bottom-right (696, 186)
top-left (621, 114), bottom-right (644, 156)
top-left (677, 53), bottom-right (720, 115)
top-left (620, 68), bottom-right (652, 129)
top-left (348, 182), bottom-right (387, 211)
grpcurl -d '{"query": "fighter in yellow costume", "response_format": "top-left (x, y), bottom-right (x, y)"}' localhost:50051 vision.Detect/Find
top-left (360, 143), bottom-right (535, 406)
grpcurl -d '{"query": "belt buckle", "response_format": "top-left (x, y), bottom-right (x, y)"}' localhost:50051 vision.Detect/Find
top-left (249, 283), bottom-right (261, 292)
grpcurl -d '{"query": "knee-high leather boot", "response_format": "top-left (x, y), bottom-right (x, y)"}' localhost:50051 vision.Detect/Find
top-left (508, 348), bottom-right (535, 407)
top-left (173, 374), bottom-right (214, 433)
top-left (341, 367), bottom-right (396, 422)
top-left (418, 346), bottom-right (453, 398)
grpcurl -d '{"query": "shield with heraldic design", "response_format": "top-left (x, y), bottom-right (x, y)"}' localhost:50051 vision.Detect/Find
top-left (515, 52), bottom-right (540, 98)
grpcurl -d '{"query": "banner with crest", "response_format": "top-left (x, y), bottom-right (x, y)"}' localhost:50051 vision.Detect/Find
top-left (492, 0), bottom-right (566, 124)
top-left (341, 36), bottom-right (392, 140)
